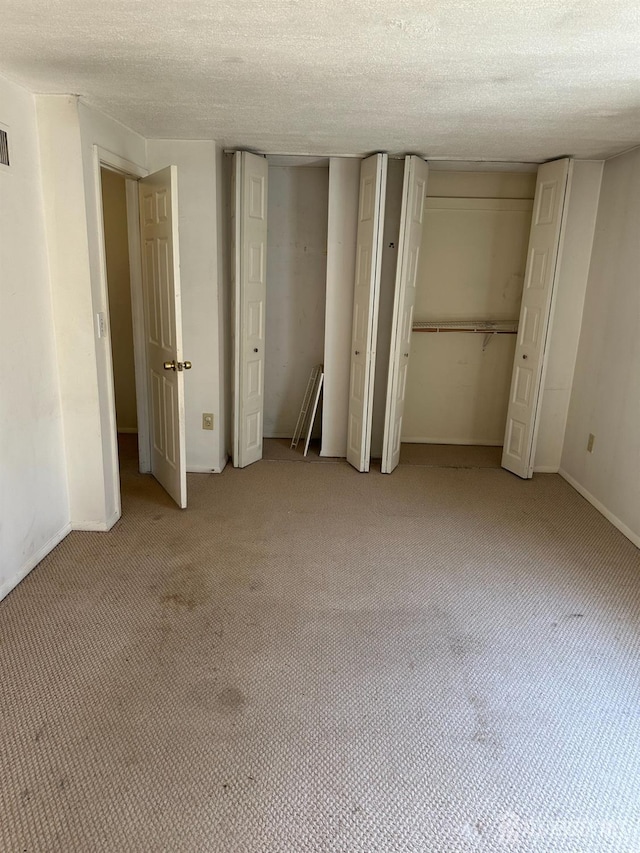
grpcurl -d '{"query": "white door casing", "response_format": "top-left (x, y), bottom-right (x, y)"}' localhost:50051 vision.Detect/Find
top-left (381, 155), bottom-right (429, 474)
top-left (346, 153), bottom-right (388, 473)
top-left (502, 158), bottom-right (572, 478)
top-left (232, 152), bottom-right (268, 468)
top-left (138, 166), bottom-right (187, 507)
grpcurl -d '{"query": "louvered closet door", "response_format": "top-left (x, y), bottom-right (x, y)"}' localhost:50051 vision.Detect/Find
top-left (501, 158), bottom-right (571, 478)
top-left (381, 155), bottom-right (429, 474)
top-left (138, 166), bottom-right (187, 507)
top-left (232, 151), bottom-right (269, 468)
top-left (346, 153), bottom-right (388, 473)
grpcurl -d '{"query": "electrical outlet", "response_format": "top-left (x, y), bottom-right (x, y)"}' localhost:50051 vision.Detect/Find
top-left (587, 433), bottom-right (595, 453)
top-left (202, 413), bottom-right (214, 431)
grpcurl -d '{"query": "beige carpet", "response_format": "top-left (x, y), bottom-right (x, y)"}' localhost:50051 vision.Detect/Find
top-left (262, 437), bottom-right (339, 463)
top-left (1, 441), bottom-right (640, 852)
top-left (399, 443), bottom-right (502, 468)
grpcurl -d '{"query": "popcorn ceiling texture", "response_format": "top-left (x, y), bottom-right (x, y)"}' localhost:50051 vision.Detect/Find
top-left (1, 0), bottom-right (639, 160)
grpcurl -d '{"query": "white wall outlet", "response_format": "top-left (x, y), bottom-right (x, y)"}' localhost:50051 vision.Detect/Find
top-left (202, 413), bottom-right (214, 431)
top-left (587, 433), bottom-right (595, 452)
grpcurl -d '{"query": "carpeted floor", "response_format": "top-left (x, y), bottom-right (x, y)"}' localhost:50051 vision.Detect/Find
top-left (1, 440), bottom-right (639, 852)
top-left (262, 437), bottom-right (339, 463)
top-left (398, 443), bottom-right (502, 468)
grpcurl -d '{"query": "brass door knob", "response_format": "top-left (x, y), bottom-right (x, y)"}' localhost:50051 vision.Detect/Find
top-left (163, 360), bottom-right (192, 371)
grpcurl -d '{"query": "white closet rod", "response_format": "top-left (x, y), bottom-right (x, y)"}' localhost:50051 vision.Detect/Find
top-left (412, 321), bottom-right (518, 334)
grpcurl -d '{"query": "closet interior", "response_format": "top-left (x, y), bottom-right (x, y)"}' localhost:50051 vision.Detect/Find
top-left (263, 158), bottom-right (329, 446)
top-left (400, 167), bottom-right (536, 458)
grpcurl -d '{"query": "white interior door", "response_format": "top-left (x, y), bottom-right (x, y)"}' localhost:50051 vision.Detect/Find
top-left (232, 151), bottom-right (268, 468)
top-left (502, 158), bottom-right (571, 478)
top-left (346, 153), bottom-right (388, 472)
top-left (381, 156), bottom-right (429, 474)
top-left (138, 166), bottom-right (187, 508)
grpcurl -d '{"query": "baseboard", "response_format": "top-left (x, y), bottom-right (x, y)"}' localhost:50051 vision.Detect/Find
top-left (263, 433), bottom-right (293, 440)
top-left (401, 438), bottom-right (503, 447)
top-left (0, 522), bottom-right (72, 602)
top-left (72, 509), bottom-right (120, 532)
top-left (533, 465), bottom-right (560, 473)
top-left (187, 465), bottom-right (216, 473)
top-left (117, 428), bottom-right (138, 434)
top-left (559, 468), bottom-right (640, 549)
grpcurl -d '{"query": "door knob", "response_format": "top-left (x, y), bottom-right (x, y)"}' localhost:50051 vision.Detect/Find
top-left (403, 352), bottom-right (409, 357)
top-left (522, 354), bottom-right (528, 360)
top-left (355, 350), bottom-right (360, 355)
top-left (254, 348), bottom-right (259, 353)
top-left (163, 360), bottom-right (192, 371)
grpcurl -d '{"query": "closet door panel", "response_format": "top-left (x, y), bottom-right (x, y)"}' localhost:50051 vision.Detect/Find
top-left (346, 153), bottom-right (388, 472)
top-left (232, 151), bottom-right (268, 468)
top-left (381, 156), bottom-right (429, 474)
top-left (501, 158), bottom-right (571, 478)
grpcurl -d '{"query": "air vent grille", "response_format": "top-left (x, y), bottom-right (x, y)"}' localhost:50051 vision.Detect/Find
top-left (0, 129), bottom-right (9, 167)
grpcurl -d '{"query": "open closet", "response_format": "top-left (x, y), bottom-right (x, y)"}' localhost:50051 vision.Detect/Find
top-left (392, 167), bottom-right (537, 462)
top-left (379, 156), bottom-right (571, 478)
top-left (231, 152), bottom-right (329, 467)
top-left (231, 150), bottom-right (572, 480)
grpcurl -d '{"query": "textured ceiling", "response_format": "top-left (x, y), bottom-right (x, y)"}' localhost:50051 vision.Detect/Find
top-left (2, 0), bottom-right (639, 160)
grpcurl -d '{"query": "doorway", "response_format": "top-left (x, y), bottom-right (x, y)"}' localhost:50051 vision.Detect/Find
top-left (100, 167), bottom-right (140, 478)
top-left (96, 155), bottom-right (188, 510)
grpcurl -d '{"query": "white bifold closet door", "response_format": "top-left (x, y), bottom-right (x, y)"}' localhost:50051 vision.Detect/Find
top-left (346, 153), bottom-right (388, 473)
top-left (232, 151), bottom-right (268, 468)
top-left (138, 166), bottom-right (187, 508)
top-left (502, 157), bottom-right (571, 478)
top-left (381, 155), bottom-right (429, 474)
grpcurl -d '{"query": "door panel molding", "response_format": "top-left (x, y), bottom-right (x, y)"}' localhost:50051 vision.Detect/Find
top-left (501, 158), bottom-right (572, 478)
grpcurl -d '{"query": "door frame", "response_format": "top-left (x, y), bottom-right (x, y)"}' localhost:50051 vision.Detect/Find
top-left (91, 145), bottom-right (150, 513)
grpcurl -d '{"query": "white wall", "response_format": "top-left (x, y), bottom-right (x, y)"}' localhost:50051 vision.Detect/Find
top-left (321, 158), bottom-right (360, 457)
top-left (37, 96), bottom-right (111, 529)
top-left (0, 77), bottom-right (69, 600)
top-left (402, 171), bottom-right (535, 445)
top-left (370, 157), bottom-right (404, 458)
top-left (561, 147), bottom-right (640, 547)
top-left (533, 161), bottom-right (603, 471)
top-left (147, 140), bottom-right (225, 473)
top-left (101, 168), bottom-right (137, 432)
top-left (264, 165), bottom-right (328, 437)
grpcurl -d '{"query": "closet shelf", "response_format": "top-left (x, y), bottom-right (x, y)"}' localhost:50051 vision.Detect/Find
top-left (412, 321), bottom-right (518, 334)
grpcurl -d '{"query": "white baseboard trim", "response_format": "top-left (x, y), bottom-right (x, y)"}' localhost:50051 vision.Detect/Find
top-left (401, 438), bottom-right (503, 447)
top-left (187, 465), bottom-right (216, 473)
top-left (263, 433), bottom-right (294, 440)
top-left (533, 465), bottom-right (560, 473)
top-left (72, 509), bottom-right (120, 532)
top-left (0, 522), bottom-right (72, 602)
top-left (559, 468), bottom-right (640, 549)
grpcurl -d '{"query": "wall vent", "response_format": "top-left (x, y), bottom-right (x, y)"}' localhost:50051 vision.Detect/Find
top-left (0, 127), bottom-right (9, 167)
